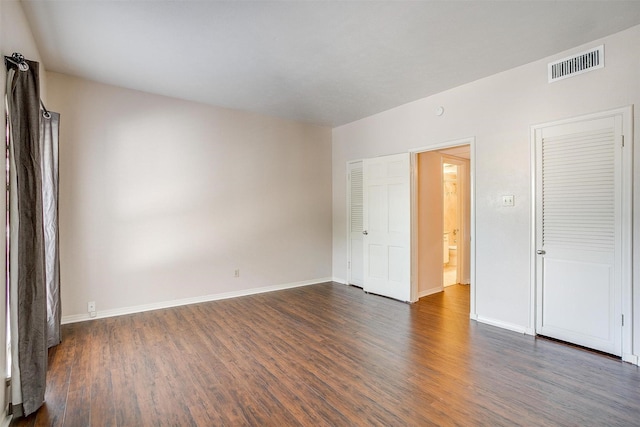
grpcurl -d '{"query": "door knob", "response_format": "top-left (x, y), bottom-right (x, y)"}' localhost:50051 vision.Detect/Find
top-left (362, 230), bottom-right (368, 235)
top-left (536, 250), bottom-right (545, 255)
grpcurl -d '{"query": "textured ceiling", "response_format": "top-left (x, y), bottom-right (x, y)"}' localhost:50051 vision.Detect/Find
top-left (20, 1), bottom-right (640, 127)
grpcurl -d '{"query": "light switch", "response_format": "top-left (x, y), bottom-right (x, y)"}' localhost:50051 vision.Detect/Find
top-left (502, 195), bottom-right (515, 207)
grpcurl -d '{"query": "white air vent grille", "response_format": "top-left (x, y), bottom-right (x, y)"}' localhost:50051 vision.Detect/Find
top-left (548, 45), bottom-right (604, 83)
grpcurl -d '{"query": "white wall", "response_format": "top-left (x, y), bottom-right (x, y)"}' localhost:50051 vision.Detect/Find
top-left (333, 25), bottom-right (640, 353)
top-left (46, 72), bottom-right (332, 320)
top-left (0, 0), bottom-right (48, 422)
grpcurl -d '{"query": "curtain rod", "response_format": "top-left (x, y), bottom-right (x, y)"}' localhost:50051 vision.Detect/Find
top-left (5, 52), bottom-right (52, 118)
top-left (4, 52), bottom-right (29, 71)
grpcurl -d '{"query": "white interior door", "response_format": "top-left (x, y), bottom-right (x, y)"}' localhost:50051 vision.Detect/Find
top-left (347, 161), bottom-right (364, 287)
top-left (363, 153), bottom-right (410, 301)
top-left (535, 114), bottom-right (623, 356)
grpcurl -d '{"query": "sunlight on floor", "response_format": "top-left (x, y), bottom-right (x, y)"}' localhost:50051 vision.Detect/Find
top-left (443, 264), bottom-right (457, 287)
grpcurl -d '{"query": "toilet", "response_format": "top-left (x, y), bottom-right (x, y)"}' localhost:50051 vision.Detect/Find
top-left (448, 245), bottom-right (457, 266)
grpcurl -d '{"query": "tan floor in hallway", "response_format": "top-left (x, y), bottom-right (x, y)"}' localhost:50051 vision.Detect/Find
top-left (443, 263), bottom-right (457, 286)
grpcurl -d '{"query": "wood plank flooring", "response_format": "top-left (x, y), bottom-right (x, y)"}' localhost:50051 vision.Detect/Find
top-left (11, 282), bottom-right (640, 426)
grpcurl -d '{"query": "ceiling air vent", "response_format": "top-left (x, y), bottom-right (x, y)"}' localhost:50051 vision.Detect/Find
top-left (548, 45), bottom-right (604, 83)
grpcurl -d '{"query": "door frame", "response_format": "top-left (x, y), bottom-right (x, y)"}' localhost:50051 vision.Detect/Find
top-left (530, 106), bottom-right (633, 362)
top-left (409, 137), bottom-right (476, 317)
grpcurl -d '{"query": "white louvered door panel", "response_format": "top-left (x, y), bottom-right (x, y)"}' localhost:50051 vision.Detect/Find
top-left (535, 116), bottom-right (622, 356)
top-left (348, 162), bottom-right (364, 286)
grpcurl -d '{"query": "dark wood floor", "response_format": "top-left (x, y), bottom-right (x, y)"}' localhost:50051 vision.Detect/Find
top-left (12, 282), bottom-right (640, 426)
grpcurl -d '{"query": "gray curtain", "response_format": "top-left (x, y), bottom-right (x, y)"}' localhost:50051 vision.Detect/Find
top-left (41, 110), bottom-right (61, 348)
top-left (5, 58), bottom-right (49, 417)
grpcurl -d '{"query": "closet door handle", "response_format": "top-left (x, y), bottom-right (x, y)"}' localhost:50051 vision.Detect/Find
top-left (536, 250), bottom-right (545, 255)
top-left (362, 230), bottom-right (368, 235)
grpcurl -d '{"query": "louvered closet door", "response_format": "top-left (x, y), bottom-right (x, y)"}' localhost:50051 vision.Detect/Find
top-left (348, 162), bottom-right (364, 286)
top-left (535, 115), bottom-right (622, 356)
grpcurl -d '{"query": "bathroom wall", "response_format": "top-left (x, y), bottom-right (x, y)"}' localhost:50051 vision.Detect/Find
top-left (417, 151), bottom-right (443, 296)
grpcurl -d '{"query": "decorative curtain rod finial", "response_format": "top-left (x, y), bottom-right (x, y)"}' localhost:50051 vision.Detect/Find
top-left (4, 52), bottom-right (29, 71)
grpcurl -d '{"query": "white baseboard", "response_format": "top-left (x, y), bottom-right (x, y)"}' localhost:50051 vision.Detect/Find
top-left (418, 286), bottom-right (443, 299)
top-left (62, 277), bottom-right (333, 324)
top-left (332, 277), bottom-right (347, 284)
top-left (622, 353), bottom-right (639, 366)
top-left (1, 412), bottom-right (11, 427)
top-left (475, 315), bottom-right (529, 335)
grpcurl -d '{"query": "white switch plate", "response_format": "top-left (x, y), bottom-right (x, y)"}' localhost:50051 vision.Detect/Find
top-left (502, 195), bottom-right (515, 207)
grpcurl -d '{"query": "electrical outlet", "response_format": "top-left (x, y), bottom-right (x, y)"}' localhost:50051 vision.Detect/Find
top-left (234, 269), bottom-right (240, 278)
top-left (88, 301), bottom-right (96, 313)
top-left (502, 195), bottom-right (515, 207)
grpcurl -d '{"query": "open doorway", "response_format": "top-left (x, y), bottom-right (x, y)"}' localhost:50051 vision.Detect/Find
top-left (412, 140), bottom-right (473, 312)
top-left (442, 160), bottom-right (460, 287)
top-left (442, 155), bottom-right (470, 288)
